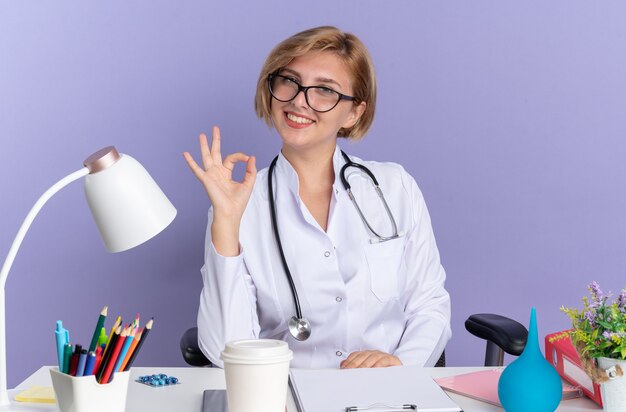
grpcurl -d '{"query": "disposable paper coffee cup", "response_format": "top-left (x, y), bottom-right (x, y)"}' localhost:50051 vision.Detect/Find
top-left (221, 339), bottom-right (293, 412)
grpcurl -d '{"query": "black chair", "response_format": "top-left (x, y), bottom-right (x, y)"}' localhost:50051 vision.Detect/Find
top-left (180, 327), bottom-right (212, 367)
top-left (465, 313), bottom-right (528, 366)
top-left (180, 313), bottom-right (527, 368)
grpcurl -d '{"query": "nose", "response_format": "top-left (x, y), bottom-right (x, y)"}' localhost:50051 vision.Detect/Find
top-left (292, 88), bottom-right (310, 109)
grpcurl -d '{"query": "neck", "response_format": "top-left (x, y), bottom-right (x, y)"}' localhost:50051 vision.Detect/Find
top-left (281, 144), bottom-right (336, 190)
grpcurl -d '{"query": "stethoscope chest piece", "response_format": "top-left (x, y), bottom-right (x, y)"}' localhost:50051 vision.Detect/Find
top-left (288, 316), bottom-right (312, 341)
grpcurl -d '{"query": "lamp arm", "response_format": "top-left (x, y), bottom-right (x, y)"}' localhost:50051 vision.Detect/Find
top-left (0, 166), bottom-right (89, 406)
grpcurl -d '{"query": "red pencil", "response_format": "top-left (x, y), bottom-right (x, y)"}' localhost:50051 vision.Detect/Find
top-left (99, 327), bottom-right (127, 384)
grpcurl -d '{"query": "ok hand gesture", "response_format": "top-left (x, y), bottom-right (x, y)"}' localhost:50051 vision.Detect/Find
top-left (183, 127), bottom-right (257, 255)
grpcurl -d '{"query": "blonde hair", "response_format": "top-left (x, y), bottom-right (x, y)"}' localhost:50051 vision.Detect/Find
top-left (254, 26), bottom-right (376, 139)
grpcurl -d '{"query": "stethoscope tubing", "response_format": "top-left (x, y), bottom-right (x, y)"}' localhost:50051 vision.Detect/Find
top-left (340, 151), bottom-right (399, 242)
top-left (268, 150), bottom-right (400, 341)
top-left (268, 156), bottom-right (305, 321)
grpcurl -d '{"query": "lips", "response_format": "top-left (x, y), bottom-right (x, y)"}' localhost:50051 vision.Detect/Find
top-left (285, 111), bottom-right (315, 129)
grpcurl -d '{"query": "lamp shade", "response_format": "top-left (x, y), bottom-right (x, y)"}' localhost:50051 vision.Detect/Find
top-left (83, 147), bottom-right (176, 253)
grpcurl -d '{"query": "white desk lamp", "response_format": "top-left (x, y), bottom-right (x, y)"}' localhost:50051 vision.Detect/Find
top-left (0, 146), bottom-right (177, 406)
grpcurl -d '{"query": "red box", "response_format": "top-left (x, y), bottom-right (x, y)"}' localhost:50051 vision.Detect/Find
top-left (544, 331), bottom-right (602, 406)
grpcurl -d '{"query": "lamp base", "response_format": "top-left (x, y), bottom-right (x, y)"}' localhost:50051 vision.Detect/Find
top-left (0, 388), bottom-right (11, 407)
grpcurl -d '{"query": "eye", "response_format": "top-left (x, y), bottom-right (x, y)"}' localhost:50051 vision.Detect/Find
top-left (281, 76), bottom-right (299, 86)
top-left (314, 86), bottom-right (338, 97)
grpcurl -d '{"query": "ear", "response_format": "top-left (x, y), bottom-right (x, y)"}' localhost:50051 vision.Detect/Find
top-left (342, 101), bottom-right (367, 129)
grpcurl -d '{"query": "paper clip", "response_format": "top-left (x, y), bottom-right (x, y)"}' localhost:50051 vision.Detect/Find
top-left (345, 404), bottom-right (417, 411)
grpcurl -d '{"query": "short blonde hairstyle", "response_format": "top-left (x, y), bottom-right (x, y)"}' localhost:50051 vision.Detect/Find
top-left (254, 26), bottom-right (376, 139)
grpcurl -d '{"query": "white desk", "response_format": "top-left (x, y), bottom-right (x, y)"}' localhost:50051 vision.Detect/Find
top-left (6, 366), bottom-right (601, 411)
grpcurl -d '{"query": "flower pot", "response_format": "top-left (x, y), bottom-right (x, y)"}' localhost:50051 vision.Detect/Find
top-left (597, 357), bottom-right (626, 412)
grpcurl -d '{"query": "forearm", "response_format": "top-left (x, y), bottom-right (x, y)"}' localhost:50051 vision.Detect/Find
top-left (197, 210), bottom-right (260, 366)
top-left (394, 295), bottom-right (451, 366)
top-left (210, 212), bottom-right (242, 257)
top-left (197, 248), bottom-right (260, 367)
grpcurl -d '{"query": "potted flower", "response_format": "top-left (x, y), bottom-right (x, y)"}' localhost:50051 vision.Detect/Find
top-left (560, 281), bottom-right (626, 411)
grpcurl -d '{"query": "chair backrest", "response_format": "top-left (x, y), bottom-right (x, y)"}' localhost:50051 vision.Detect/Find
top-left (180, 327), bottom-right (212, 367)
top-left (465, 313), bottom-right (528, 366)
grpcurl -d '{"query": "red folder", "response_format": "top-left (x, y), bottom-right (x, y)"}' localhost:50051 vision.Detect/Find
top-left (544, 331), bottom-right (603, 406)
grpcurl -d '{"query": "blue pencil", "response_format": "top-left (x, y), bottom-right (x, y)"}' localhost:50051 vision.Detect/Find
top-left (113, 327), bottom-right (136, 373)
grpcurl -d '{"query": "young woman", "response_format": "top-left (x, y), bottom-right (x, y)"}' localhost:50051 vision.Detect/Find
top-left (184, 26), bottom-right (451, 369)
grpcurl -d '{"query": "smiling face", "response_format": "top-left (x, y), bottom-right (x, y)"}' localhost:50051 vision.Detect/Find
top-left (270, 51), bottom-right (366, 158)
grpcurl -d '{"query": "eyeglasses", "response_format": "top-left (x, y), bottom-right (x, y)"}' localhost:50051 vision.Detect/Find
top-left (267, 73), bottom-right (356, 113)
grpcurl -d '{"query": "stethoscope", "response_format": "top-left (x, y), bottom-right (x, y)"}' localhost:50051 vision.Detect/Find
top-left (268, 150), bottom-right (399, 341)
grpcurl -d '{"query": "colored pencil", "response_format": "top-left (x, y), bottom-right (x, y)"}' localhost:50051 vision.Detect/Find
top-left (101, 327), bottom-right (128, 384)
top-left (113, 327), bottom-right (136, 373)
top-left (96, 326), bottom-right (120, 382)
top-left (119, 330), bottom-right (142, 372)
top-left (88, 306), bottom-right (108, 352)
top-left (102, 316), bottom-right (121, 358)
top-left (123, 318), bottom-right (152, 371)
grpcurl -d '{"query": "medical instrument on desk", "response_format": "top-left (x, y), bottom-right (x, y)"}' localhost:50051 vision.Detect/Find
top-left (268, 151), bottom-right (400, 341)
top-left (346, 404), bottom-right (417, 411)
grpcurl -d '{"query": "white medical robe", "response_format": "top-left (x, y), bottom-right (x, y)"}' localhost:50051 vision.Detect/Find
top-left (197, 146), bottom-right (451, 368)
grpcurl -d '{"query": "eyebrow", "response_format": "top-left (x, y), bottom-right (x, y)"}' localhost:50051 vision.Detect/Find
top-left (280, 68), bottom-right (344, 89)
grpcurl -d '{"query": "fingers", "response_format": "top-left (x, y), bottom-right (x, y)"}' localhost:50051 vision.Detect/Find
top-left (199, 133), bottom-right (212, 170)
top-left (184, 127), bottom-right (256, 189)
top-left (210, 126), bottom-right (223, 164)
top-left (341, 351), bottom-right (370, 369)
top-left (339, 352), bottom-right (363, 369)
top-left (198, 126), bottom-right (223, 169)
top-left (223, 153), bottom-right (251, 171)
top-left (243, 155), bottom-right (257, 188)
top-left (373, 354), bottom-right (402, 368)
top-left (340, 351), bottom-right (401, 369)
top-left (182, 151), bottom-right (205, 180)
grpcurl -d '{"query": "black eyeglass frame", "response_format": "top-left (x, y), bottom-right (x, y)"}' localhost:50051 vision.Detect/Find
top-left (267, 73), bottom-right (356, 113)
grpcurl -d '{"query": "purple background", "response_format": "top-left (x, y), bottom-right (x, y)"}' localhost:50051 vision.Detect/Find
top-left (1, 1), bottom-right (625, 387)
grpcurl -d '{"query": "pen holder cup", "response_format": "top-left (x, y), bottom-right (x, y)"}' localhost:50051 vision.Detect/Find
top-left (49, 368), bottom-right (130, 412)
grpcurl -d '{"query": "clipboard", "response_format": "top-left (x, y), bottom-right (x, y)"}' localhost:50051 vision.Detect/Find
top-left (289, 366), bottom-right (463, 412)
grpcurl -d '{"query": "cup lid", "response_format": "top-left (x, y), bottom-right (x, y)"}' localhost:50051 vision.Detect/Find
top-left (220, 339), bottom-right (293, 365)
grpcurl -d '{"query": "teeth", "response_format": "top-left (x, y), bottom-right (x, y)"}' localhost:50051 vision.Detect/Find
top-left (287, 113), bottom-right (313, 124)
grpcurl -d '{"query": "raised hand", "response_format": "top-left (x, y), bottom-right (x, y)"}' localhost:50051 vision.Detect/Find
top-left (183, 126), bottom-right (257, 256)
